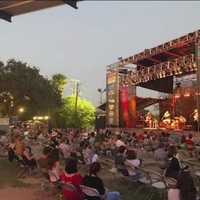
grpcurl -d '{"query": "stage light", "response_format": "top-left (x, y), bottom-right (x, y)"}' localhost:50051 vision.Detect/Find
top-left (184, 93), bottom-right (190, 97)
top-left (175, 94), bottom-right (180, 98)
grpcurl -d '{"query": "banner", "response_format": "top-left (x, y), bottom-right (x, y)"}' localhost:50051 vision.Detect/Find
top-left (120, 85), bottom-right (136, 128)
top-left (106, 72), bottom-right (119, 126)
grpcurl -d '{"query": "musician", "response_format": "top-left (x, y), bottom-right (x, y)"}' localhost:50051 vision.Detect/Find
top-left (179, 115), bottom-right (186, 123)
top-left (190, 109), bottom-right (198, 131)
top-left (145, 112), bottom-right (153, 128)
top-left (162, 111), bottom-right (171, 124)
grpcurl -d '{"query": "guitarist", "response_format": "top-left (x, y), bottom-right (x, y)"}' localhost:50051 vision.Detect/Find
top-left (190, 109), bottom-right (198, 131)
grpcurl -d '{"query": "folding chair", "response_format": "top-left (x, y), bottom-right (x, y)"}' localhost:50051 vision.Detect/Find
top-left (47, 169), bottom-right (63, 200)
top-left (16, 155), bottom-right (32, 178)
top-left (147, 170), bottom-right (166, 200)
top-left (80, 185), bottom-right (101, 199)
top-left (60, 182), bottom-right (82, 199)
top-left (105, 159), bottom-right (118, 180)
top-left (187, 161), bottom-right (200, 183)
top-left (162, 176), bottom-right (177, 189)
top-left (134, 167), bottom-right (153, 199)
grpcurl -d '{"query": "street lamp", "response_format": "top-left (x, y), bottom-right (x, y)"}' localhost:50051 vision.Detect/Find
top-left (19, 108), bottom-right (24, 113)
top-left (98, 88), bottom-right (106, 105)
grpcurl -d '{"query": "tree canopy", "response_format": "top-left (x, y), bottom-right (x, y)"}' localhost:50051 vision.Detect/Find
top-left (0, 59), bottom-right (95, 129)
top-left (53, 96), bottom-right (95, 129)
top-left (0, 59), bottom-right (62, 118)
top-left (51, 73), bottom-right (68, 97)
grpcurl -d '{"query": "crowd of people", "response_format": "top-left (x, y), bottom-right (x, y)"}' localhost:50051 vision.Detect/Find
top-left (1, 121), bottom-right (200, 200)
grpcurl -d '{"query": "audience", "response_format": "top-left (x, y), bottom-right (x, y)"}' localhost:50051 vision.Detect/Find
top-left (115, 135), bottom-right (125, 148)
top-left (58, 138), bottom-right (71, 159)
top-left (61, 157), bottom-right (83, 200)
top-left (83, 162), bottom-right (120, 200)
top-left (114, 145), bottom-right (131, 176)
top-left (47, 148), bottom-right (61, 185)
top-left (37, 146), bottom-right (51, 169)
top-left (164, 157), bottom-right (181, 180)
top-left (126, 149), bottom-right (141, 180)
top-left (168, 171), bottom-right (199, 200)
top-left (154, 142), bottom-right (169, 169)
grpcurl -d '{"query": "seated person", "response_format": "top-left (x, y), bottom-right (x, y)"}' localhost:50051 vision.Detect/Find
top-left (168, 170), bottom-right (198, 200)
top-left (186, 134), bottom-right (196, 157)
top-left (115, 135), bottom-right (125, 148)
top-left (18, 142), bottom-right (37, 169)
top-left (38, 146), bottom-right (51, 169)
top-left (59, 138), bottom-right (71, 159)
top-left (114, 146), bottom-right (131, 176)
top-left (47, 149), bottom-right (61, 186)
top-left (83, 162), bottom-right (120, 200)
top-left (61, 157), bottom-right (83, 200)
top-left (143, 135), bottom-right (155, 153)
top-left (126, 150), bottom-right (141, 180)
top-left (154, 142), bottom-right (169, 169)
top-left (164, 157), bottom-right (181, 180)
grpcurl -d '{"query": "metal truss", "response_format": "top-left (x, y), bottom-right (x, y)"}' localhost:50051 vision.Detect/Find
top-left (107, 29), bottom-right (200, 72)
top-left (122, 54), bottom-right (196, 86)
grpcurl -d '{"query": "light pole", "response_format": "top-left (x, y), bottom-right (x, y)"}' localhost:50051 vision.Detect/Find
top-left (98, 88), bottom-right (106, 105)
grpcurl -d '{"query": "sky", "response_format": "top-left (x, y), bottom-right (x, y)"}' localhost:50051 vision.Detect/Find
top-left (1, 1), bottom-right (200, 108)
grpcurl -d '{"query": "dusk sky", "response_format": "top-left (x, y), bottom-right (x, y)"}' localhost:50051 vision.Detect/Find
top-left (1, 1), bottom-right (200, 107)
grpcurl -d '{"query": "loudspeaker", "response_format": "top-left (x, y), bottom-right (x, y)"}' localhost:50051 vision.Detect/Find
top-left (95, 116), bottom-right (106, 130)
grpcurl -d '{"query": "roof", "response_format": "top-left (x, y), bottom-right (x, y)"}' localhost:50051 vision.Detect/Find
top-left (107, 30), bottom-right (200, 94)
top-left (97, 97), bottom-right (166, 111)
top-left (0, 0), bottom-right (81, 22)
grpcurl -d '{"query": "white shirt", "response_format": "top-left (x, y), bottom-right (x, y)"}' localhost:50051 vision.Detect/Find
top-left (59, 143), bottom-right (71, 158)
top-left (126, 159), bottom-right (140, 176)
top-left (92, 154), bottom-right (99, 163)
top-left (116, 140), bottom-right (125, 148)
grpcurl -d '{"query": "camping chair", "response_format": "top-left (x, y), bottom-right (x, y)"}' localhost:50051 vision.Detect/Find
top-left (80, 185), bottom-right (101, 200)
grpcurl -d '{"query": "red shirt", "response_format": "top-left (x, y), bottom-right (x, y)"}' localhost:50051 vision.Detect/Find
top-left (61, 172), bottom-right (83, 200)
top-left (186, 139), bottom-right (195, 150)
top-left (137, 133), bottom-right (145, 141)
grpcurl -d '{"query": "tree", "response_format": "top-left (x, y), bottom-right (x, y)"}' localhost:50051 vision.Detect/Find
top-left (53, 96), bottom-right (95, 129)
top-left (0, 59), bottom-right (62, 118)
top-left (51, 73), bottom-right (68, 97)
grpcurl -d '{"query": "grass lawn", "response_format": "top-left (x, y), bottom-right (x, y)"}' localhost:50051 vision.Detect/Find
top-left (0, 155), bottom-right (31, 188)
top-left (0, 154), bottom-right (165, 200)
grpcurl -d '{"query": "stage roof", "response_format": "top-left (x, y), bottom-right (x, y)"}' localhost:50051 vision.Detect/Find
top-left (107, 30), bottom-right (200, 94)
top-left (0, 0), bottom-right (81, 22)
top-left (97, 97), bottom-right (166, 111)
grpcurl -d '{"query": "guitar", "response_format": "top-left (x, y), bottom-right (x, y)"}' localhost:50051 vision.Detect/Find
top-left (194, 114), bottom-right (198, 121)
